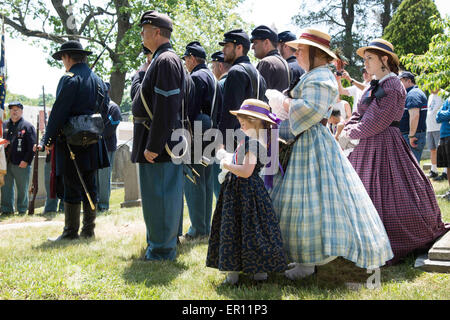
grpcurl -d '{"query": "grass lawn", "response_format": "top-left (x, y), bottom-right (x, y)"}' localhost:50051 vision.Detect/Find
top-left (0, 172), bottom-right (449, 300)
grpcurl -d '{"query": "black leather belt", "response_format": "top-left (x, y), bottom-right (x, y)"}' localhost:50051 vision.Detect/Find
top-left (390, 121), bottom-right (400, 128)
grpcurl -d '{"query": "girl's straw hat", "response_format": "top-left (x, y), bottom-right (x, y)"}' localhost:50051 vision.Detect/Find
top-left (356, 38), bottom-right (399, 65)
top-left (230, 99), bottom-right (277, 125)
top-left (286, 28), bottom-right (338, 60)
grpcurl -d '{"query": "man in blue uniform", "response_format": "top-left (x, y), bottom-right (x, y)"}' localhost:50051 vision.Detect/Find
top-left (181, 41), bottom-right (222, 240)
top-left (251, 25), bottom-right (290, 92)
top-left (211, 51), bottom-right (230, 90)
top-left (210, 51), bottom-right (229, 198)
top-left (218, 29), bottom-right (267, 152)
top-left (39, 40), bottom-right (110, 240)
top-left (398, 71), bottom-right (428, 162)
top-left (277, 31), bottom-right (305, 88)
top-left (131, 10), bottom-right (185, 261)
top-left (1, 101), bottom-right (36, 215)
top-left (97, 82), bottom-right (122, 212)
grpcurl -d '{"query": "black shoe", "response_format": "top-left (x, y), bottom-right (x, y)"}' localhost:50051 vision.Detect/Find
top-left (48, 202), bottom-right (81, 242)
top-left (433, 172), bottom-right (447, 181)
top-left (1, 212), bottom-right (13, 217)
top-left (80, 202), bottom-right (96, 239)
top-left (428, 171), bottom-right (439, 179)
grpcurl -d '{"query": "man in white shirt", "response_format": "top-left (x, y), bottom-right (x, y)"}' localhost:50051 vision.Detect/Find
top-left (427, 88), bottom-right (446, 180)
top-left (338, 68), bottom-right (372, 112)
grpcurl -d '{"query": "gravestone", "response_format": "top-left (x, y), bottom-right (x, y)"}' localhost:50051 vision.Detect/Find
top-left (120, 144), bottom-right (141, 208)
top-left (416, 231), bottom-right (450, 273)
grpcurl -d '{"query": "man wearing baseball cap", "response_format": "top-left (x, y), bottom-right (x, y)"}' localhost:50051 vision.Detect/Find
top-left (1, 101), bottom-right (36, 216)
top-left (251, 25), bottom-right (290, 91)
top-left (218, 29), bottom-right (267, 152)
top-left (398, 71), bottom-right (428, 162)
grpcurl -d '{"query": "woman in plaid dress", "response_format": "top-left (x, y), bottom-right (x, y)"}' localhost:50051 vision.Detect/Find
top-left (342, 40), bottom-right (449, 265)
top-left (270, 29), bottom-right (393, 280)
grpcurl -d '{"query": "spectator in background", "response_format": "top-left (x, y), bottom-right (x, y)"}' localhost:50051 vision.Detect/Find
top-left (398, 71), bottom-right (428, 163)
top-left (436, 98), bottom-right (450, 200)
top-left (1, 101), bottom-right (36, 215)
top-left (427, 88), bottom-right (446, 181)
top-left (338, 68), bottom-right (372, 112)
top-left (97, 83), bottom-right (122, 212)
top-left (327, 109), bottom-right (345, 141)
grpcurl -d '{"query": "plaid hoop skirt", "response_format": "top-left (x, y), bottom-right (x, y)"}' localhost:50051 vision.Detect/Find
top-left (270, 123), bottom-right (394, 269)
top-left (348, 126), bottom-right (449, 264)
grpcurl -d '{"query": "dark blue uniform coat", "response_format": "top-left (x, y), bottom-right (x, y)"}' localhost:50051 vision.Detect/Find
top-left (42, 62), bottom-right (110, 177)
top-left (131, 42), bottom-right (185, 163)
top-left (4, 118), bottom-right (36, 166)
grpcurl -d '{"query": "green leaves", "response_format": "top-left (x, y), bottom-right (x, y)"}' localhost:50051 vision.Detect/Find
top-left (400, 16), bottom-right (450, 99)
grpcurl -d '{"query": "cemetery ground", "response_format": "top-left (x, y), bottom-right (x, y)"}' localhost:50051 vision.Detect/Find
top-left (0, 178), bottom-right (449, 300)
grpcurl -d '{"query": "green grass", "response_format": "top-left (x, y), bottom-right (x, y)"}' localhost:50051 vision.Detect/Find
top-left (0, 175), bottom-right (449, 300)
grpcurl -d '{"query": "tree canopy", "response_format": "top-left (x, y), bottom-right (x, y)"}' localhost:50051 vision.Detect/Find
top-left (383, 0), bottom-right (442, 57)
top-left (0, 0), bottom-right (248, 105)
top-left (401, 15), bottom-right (450, 99)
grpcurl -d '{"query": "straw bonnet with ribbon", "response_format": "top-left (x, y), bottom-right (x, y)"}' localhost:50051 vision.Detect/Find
top-left (230, 99), bottom-right (282, 190)
top-left (286, 28), bottom-right (338, 60)
top-left (356, 38), bottom-right (399, 66)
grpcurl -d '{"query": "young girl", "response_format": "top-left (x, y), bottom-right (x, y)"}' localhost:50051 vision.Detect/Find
top-left (206, 99), bottom-right (288, 285)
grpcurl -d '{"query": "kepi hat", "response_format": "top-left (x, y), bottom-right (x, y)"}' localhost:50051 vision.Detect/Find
top-left (286, 28), bottom-right (337, 60)
top-left (230, 99), bottom-right (278, 125)
top-left (139, 10), bottom-right (173, 32)
top-left (219, 29), bottom-right (251, 50)
top-left (52, 40), bottom-right (92, 61)
top-left (278, 31), bottom-right (297, 43)
top-left (250, 25), bottom-right (278, 43)
top-left (211, 51), bottom-right (224, 62)
top-left (356, 38), bottom-right (399, 65)
top-left (182, 41), bottom-right (207, 60)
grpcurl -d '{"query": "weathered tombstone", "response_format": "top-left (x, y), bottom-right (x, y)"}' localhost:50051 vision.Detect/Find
top-left (120, 144), bottom-right (141, 208)
top-left (416, 232), bottom-right (450, 273)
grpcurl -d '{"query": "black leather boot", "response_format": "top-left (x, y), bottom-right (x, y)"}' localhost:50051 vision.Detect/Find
top-left (48, 202), bottom-right (80, 241)
top-left (80, 202), bottom-right (96, 239)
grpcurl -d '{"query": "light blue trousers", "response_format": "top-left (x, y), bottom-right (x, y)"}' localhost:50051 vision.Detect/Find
top-left (1, 163), bottom-right (31, 213)
top-left (139, 162), bottom-right (183, 261)
top-left (184, 164), bottom-right (213, 237)
top-left (96, 151), bottom-right (115, 211)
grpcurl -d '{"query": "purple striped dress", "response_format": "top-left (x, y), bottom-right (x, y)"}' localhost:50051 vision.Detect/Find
top-left (343, 74), bottom-right (449, 264)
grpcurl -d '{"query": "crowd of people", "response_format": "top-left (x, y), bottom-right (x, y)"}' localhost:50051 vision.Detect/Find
top-left (0, 9), bottom-right (449, 285)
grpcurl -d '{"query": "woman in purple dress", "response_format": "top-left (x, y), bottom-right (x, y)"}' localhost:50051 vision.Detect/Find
top-left (342, 39), bottom-right (449, 264)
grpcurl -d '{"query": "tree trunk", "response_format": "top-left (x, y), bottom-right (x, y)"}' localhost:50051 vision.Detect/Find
top-left (109, 70), bottom-right (126, 105)
top-left (107, 0), bottom-right (131, 106)
top-left (342, 0), bottom-right (356, 64)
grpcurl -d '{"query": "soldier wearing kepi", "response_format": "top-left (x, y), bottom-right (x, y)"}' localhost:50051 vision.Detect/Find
top-left (219, 29), bottom-right (267, 152)
top-left (39, 40), bottom-right (110, 241)
top-left (210, 51), bottom-right (231, 90)
top-left (1, 101), bottom-right (36, 215)
top-left (210, 51), bottom-right (230, 198)
top-left (181, 41), bottom-right (222, 240)
top-left (251, 25), bottom-right (290, 91)
top-left (131, 10), bottom-right (185, 261)
top-left (277, 31), bottom-right (305, 87)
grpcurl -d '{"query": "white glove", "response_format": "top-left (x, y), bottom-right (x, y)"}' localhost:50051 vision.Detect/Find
top-left (218, 170), bottom-right (228, 184)
top-left (216, 148), bottom-right (229, 161)
top-left (338, 130), bottom-right (360, 156)
top-left (266, 89), bottom-right (288, 120)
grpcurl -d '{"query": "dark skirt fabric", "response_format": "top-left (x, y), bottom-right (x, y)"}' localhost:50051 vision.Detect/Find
top-left (206, 171), bottom-right (288, 274)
